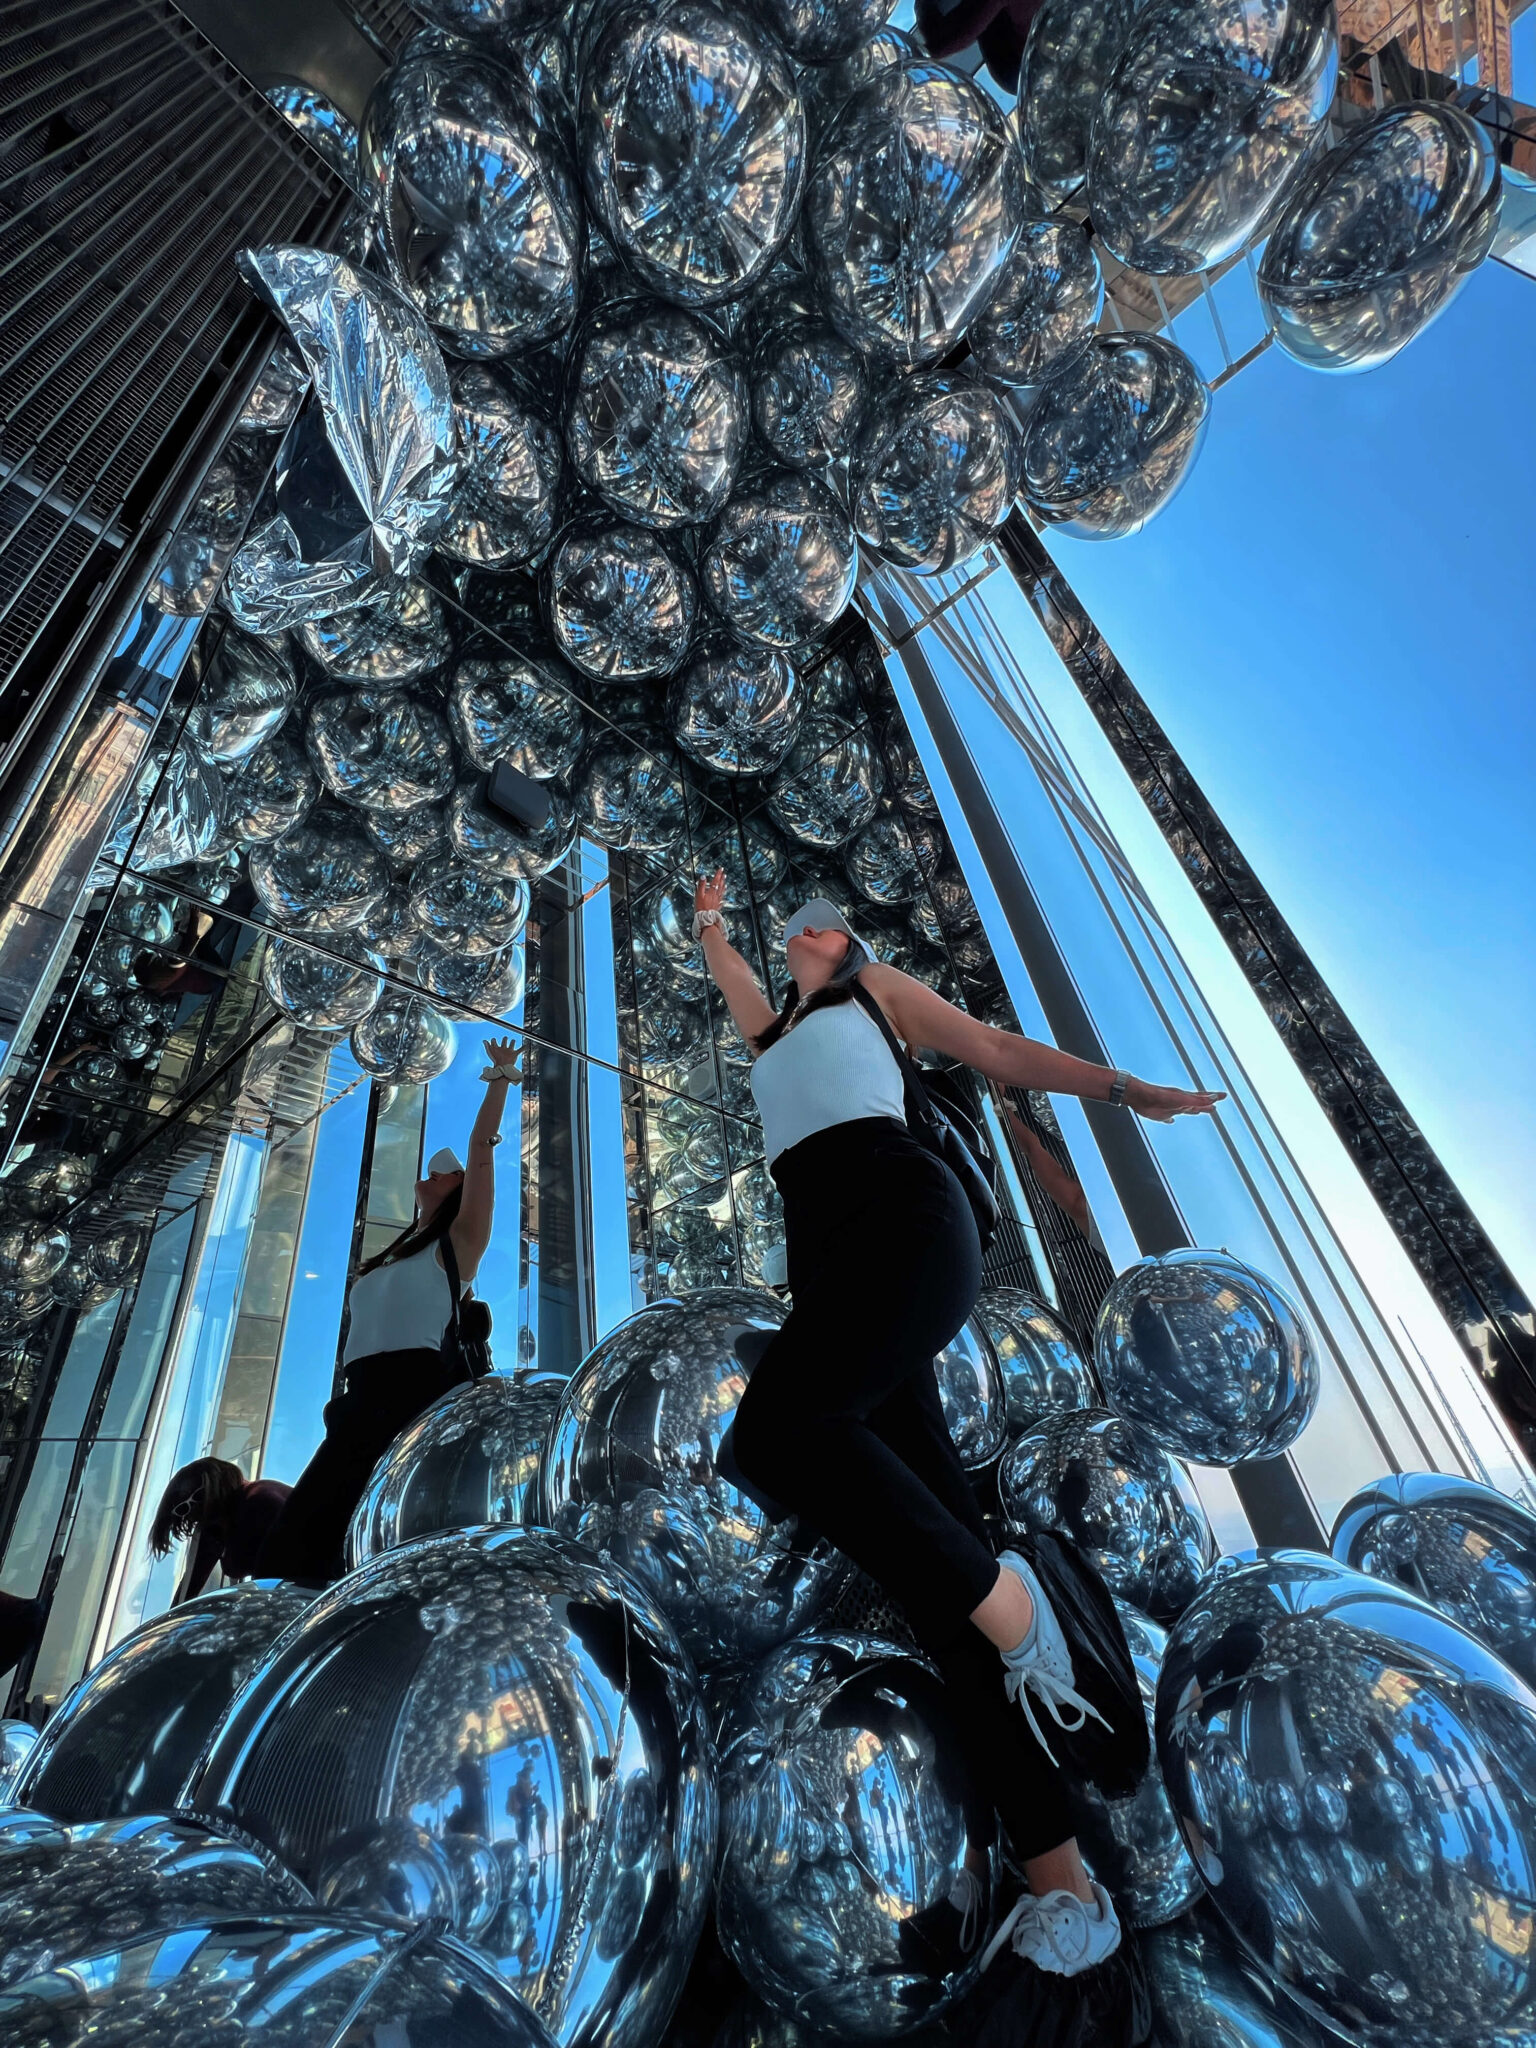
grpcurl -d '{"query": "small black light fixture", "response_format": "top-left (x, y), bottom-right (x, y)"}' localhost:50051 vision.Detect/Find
top-left (485, 760), bottom-right (551, 834)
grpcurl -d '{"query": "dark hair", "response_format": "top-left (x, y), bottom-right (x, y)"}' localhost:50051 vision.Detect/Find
top-left (753, 936), bottom-right (870, 1053)
top-left (150, 1458), bottom-right (244, 1558)
top-left (356, 1180), bottom-right (463, 1278)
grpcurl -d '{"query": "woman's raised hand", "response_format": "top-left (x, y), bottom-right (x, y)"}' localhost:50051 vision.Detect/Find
top-left (1126, 1078), bottom-right (1226, 1123)
top-left (695, 868), bottom-right (727, 915)
top-left (481, 1035), bottom-right (524, 1084)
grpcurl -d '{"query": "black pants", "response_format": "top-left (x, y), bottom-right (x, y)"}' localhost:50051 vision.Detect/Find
top-left (730, 1116), bottom-right (1077, 1862)
top-left (254, 1347), bottom-right (465, 1587)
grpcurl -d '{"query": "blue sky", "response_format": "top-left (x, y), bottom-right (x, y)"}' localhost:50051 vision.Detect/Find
top-left (1046, 254), bottom-right (1536, 1296)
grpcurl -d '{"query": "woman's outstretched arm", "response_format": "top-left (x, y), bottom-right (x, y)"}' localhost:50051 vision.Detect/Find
top-left (863, 963), bottom-right (1225, 1123)
top-left (450, 1035), bottom-right (523, 1279)
top-left (695, 869), bottom-right (777, 1046)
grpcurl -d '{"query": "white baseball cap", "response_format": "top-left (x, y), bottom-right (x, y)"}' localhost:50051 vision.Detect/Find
top-left (782, 898), bottom-right (859, 948)
top-left (426, 1147), bottom-right (464, 1176)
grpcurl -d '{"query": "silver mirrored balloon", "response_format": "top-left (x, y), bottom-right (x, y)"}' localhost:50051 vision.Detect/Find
top-left (116, 738), bottom-right (226, 873)
top-left (262, 936), bottom-right (386, 1029)
top-left (248, 811), bottom-right (389, 932)
top-left (236, 336), bottom-right (309, 435)
top-left (355, 876), bottom-right (427, 961)
top-left (0, 1910), bottom-right (558, 2047)
top-left (450, 652), bottom-right (586, 780)
top-left (637, 989), bottom-right (712, 1071)
top-left (306, 685), bottom-right (456, 812)
top-left (566, 301), bottom-right (749, 528)
top-left (702, 469), bottom-right (857, 648)
top-left (1017, 0), bottom-right (1148, 202)
top-left (752, 0), bottom-right (896, 59)
top-left (1156, 1550), bottom-right (1536, 2047)
top-left (845, 814), bottom-right (922, 905)
top-left (1258, 103), bottom-right (1502, 373)
top-left (1143, 1909), bottom-right (1331, 2048)
top-left (767, 716), bottom-right (884, 849)
top-left (635, 879), bottom-right (708, 980)
top-left (85, 1227), bottom-right (145, 1288)
top-left (448, 774), bottom-right (577, 881)
top-left (1019, 333), bottom-right (1209, 540)
top-left (349, 1371), bottom-right (568, 1566)
top-left (0, 1719), bottom-right (38, 1802)
top-left (751, 314), bottom-right (867, 470)
top-left (192, 1526), bottom-right (716, 2048)
top-left (221, 731), bottom-right (320, 843)
top-left (12, 1583), bottom-right (314, 1822)
top-left (410, 0), bottom-right (563, 37)
top-left (804, 59), bottom-right (1025, 365)
top-left (265, 80), bottom-right (360, 185)
top-left (1095, 1249), bottom-right (1320, 1467)
top-left (668, 637), bottom-right (803, 777)
top-left (195, 629), bottom-right (297, 765)
top-left (716, 1632), bottom-right (986, 2036)
top-left (361, 53), bottom-right (583, 357)
top-left (1073, 1601), bottom-right (1202, 1926)
top-left (299, 577), bottom-right (454, 684)
top-left (974, 1286), bottom-right (1098, 1434)
top-left (350, 993), bottom-right (457, 1081)
top-left (363, 795), bottom-right (448, 870)
top-left (542, 1291), bottom-right (851, 1666)
top-left (545, 517), bottom-right (698, 681)
top-left (1331, 1472), bottom-right (1536, 1690)
top-left (574, 734), bottom-right (690, 853)
top-left (0, 1222), bottom-right (68, 1288)
top-left (933, 1314), bottom-right (1007, 1471)
top-left (965, 217), bottom-right (1105, 387)
top-left (149, 458), bottom-right (255, 619)
top-left (419, 941), bottom-right (527, 1017)
top-left (439, 363), bottom-right (565, 566)
top-left (1088, 0), bottom-right (1338, 275)
top-left (851, 372), bottom-right (1021, 574)
top-left (409, 852), bottom-right (530, 953)
top-left (313, 1815), bottom-right (460, 1924)
top-left (581, 0), bottom-right (806, 308)
top-left (998, 1406), bottom-right (1216, 1621)
top-left (0, 1150), bottom-right (90, 1223)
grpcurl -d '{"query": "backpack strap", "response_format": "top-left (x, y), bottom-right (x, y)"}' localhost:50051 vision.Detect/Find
top-left (440, 1229), bottom-right (466, 1341)
top-left (850, 982), bottom-right (941, 1131)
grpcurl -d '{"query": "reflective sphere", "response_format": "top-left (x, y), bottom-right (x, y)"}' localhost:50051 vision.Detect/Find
top-left (410, 0), bottom-right (563, 36)
top-left (121, 738), bottom-right (226, 872)
top-left (306, 685), bottom-right (455, 812)
top-left (1156, 1550), bottom-right (1536, 2047)
top-left (362, 53), bottom-right (582, 356)
top-left (751, 314), bottom-right (867, 470)
top-left (1258, 104), bottom-right (1502, 373)
top-left (236, 336), bottom-right (308, 435)
top-left (542, 1292), bottom-right (850, 1666)
top-left (1088, 0), bottom-right (1338, 275)
top-left (965, 217), bottom-right (1105, 387)
top-left (545, 517), bottom-right (698, 681)
top-left (752, 0), bottom-right (895, 59)
top-left (450, 649), bottom-right (587, 780)
top-left (0, 1222), bottom-right (68, 1288)
top-left (0, 1720), bottom-right (37, 1803)
top-left (262, 937), bottom-right (386, 1030)
top-left (439, 363), bottom-right (565, 566)
top-left (1073, 1602), bottom-right (1202, 1926)
top-left (566, 301), bottom-right (749, 528)
top-left (804, 60), bottom-right (1025, 365)
top-left (1019, 334), bottom-right (1210, 540)
top-left (767, 716), bottom-right (885, 849)
top-left (84, 1227), bottom-right (144, 1288)
top-left (356, 876), bottom-right (427, 961)
top-left (716, 1632), bottom-right (985, 2036)
top-left (221, 732), bottom-right (319, 843)
top-left (192, 1526), bottom-right (717, 2048)
top-left (581, 0), bottom-right (806, 308)
top-left (266, 80), bottom-right (359, 184)
top-left (364, 796), bottom-right (448, 870)
top-left (1331, 1472), bottom-right (1536, 1690)
top-left (299, 578), bottom-right (453, 684)
top-left (701, 469), bottom-right (857, 648)
top-left (1017, 0), bottom-right (1148, 202)
top-left (0, 1813), bottom-right (309, 1991)
top-left (419, 941), bottom-right (527, 1018)
top-left (1143, 1909), bottom-right (1331, 2048)
top-left (313, 1815), bottom-right (459, 1923)
top-left (934, 1316), bottom-right (1008, 1471)
top-left (348, 1370), bottom-right (569, 1565)
top-left (998, 1407), bottom-right (1216, 1620)
top-left (845, 814), bottom-right (921, 905)
top-left (0, 1910), bottom-right (558, 2048)
top-left (350, 993), bottom-right (458, 1081)
top-left (851, 373), bottom-right (1021, 573)
top-left (249, 812), bottom-right (389, 932)
top-left (1095, 1249), bottom-right (1321, 1467)
top-left (668, 637), bottom-right (803, 777)
top-left (195, 629), bottom-right (297, 765)
top-left (974, 1286), bottom-right (1098, 1434)
top-left (408, 853), bottom-right (530, 953)
top-left (574, 734), bottom-right (690, 853)
top-left (449, 775), bottom-right (577, 882)
top-left (12, 1583), bottom-right (315, 1822)
top-left (0, 1150), bottom-right (91, 1223)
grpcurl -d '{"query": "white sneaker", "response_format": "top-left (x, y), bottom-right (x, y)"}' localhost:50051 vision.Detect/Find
top-left (995, 1549), bottom-right (1111, 1766)
top-left (948, 1866), bottom-right (985, 1954)
top-left (980, 1881), bottom-right (1122, 1979)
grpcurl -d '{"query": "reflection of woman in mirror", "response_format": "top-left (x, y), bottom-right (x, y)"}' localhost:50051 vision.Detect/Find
top-left (255, 1037), bottom-right (524, 1587)
top-left (150, 1457), bottom-right (292, 1603)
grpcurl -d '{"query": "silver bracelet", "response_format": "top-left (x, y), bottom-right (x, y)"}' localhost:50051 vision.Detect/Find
top-left (691, 908), bottom-right (725, 941)
top-left (1106, 1069), bottom-right (1131, 1107)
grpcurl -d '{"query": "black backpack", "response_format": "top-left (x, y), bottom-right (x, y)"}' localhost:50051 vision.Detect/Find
top-left (440, 1232), bottom-right (494, 1383)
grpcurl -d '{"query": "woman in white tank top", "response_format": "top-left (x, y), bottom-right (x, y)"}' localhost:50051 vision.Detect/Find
top-left (255, 1034), bottom-right (524, 1587)
top-left (695, 868), bottom-right (1223, 2018)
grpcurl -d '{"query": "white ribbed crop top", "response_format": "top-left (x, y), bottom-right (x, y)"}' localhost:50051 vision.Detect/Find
top-left (342, 1240), bottom-right (468, 1366)
top-left (750, 999), bottom-right (907, 1164)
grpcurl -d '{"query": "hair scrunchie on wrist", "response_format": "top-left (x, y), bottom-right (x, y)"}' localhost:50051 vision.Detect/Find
top-left (692, 908), bottom-right (725, 942)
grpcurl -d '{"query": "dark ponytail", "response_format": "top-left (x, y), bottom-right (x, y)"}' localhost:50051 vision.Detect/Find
top-left (753, 936), bottom-right (871, 1053)
top-left (356, 1181), bottom-right (463, 1278)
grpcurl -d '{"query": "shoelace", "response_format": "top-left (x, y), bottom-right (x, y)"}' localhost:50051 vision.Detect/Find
top-left (947, 1867), bottom-right (984, 1952)
top-left (979, 1893), bottom-right (1035, 1973)
top-left (978, 1890), bottom-right (1097, 1975)
top-left (1003, 1662), bottom-right (1112, 1768)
